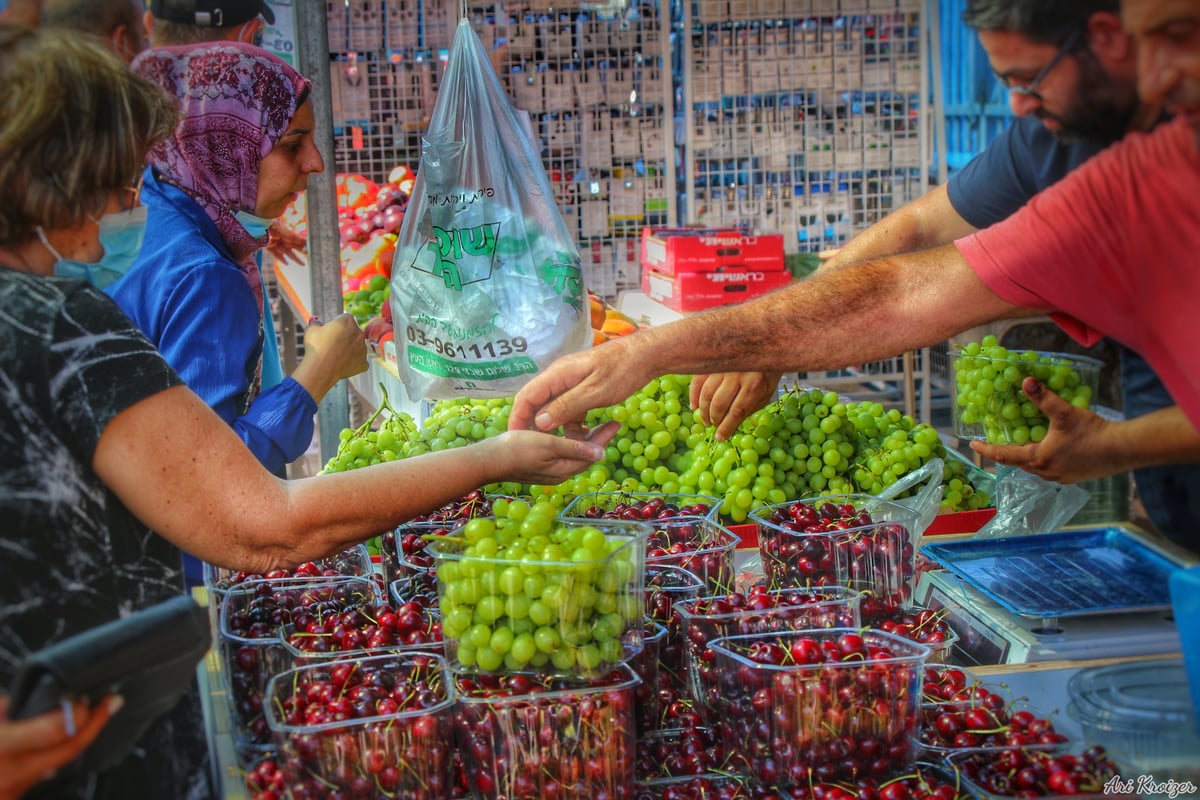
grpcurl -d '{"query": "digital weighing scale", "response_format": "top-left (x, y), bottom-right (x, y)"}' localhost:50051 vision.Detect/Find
top-left (916, 526), bottom-right (1186, 665)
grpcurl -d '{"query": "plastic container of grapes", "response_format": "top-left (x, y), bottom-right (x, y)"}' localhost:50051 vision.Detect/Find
top-left (951, 345), bottom-right (1103, 445)
top-left (674, 586), bottom-right (864, 722)
top-left (218, 575), bottom-right (380, 763)
top-left (264, 652), bottom-right (457, 800)
top-left (1066, 658), bottom-right (1200, 783)
top-left (561, 490), bottom-right (722, 521)
top-left (202, 544), bottom-right (373, 633)
top-left (749, 495), bottom-right (919, 620)
top-left (451, 664), bottom-right (641, 800)
top-left (428, 517), bottom-right (649, 677)
top-left (709, 627), bottom-right (929, 787)
top-left (644, 516), bottom-right (741, 596)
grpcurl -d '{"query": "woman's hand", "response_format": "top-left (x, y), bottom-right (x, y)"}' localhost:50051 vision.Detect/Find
top-left (478, 425), bottom-right (619, 487)
top-left (0, 695), bottom-right (122, 800)
top-left (293, 314), bottom-right (369, 401)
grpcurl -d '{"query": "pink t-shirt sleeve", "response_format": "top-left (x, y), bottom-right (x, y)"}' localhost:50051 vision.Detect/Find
top-left (953, 124), bottom-right (1166, 349)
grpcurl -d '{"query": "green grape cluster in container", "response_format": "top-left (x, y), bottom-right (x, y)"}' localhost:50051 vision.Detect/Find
top-left (952, 335), bottom-right (1103, 445)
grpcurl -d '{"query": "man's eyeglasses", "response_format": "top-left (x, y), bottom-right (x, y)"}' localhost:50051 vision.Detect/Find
top-left (996, 30), bottom-right (1083, 100)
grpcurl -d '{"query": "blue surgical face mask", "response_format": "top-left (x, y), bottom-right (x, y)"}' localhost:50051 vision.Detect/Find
top-left (235, 209), bottom-right (274, 240)
top-left (36, 206), bottom-right (148, 289)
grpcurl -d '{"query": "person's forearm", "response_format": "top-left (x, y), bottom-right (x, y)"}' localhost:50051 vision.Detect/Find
top-left (1109, 407), bottom-right (1200, 471)
top-left (95, 387), bottom-right (514, 572)
top-left (821, 184), bottom-right (977, 272)
top-left (632, 243), bottom-right (1024, 379)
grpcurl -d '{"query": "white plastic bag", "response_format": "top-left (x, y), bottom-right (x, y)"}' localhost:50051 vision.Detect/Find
top-left (875, 457), bottom-right (945, 544)
top-left (972, 466), bottom-right (1090, 539)
top-left (390, 19), bottom-right (590, 400)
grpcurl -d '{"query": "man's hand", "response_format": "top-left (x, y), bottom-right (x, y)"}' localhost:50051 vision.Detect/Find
top-left (509, 335), bottom-right (654, 432)
top-left (970, 377), bottom-right (1119, 483)
top-left (689, 372), bottom-right (782, 441)
top-left (267, 221), bottom-right (307, 266)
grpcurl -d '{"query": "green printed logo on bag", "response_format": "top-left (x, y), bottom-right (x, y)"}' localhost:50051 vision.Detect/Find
top-left (412, 223), bottom-right (499, 290)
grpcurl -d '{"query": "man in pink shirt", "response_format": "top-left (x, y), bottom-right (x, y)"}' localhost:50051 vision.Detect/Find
top-left (510, 0), bottom-right (1200, 531)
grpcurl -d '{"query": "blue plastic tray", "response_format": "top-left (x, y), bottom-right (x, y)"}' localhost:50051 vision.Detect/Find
top-left (920, 527), bottom-right (1181, 618)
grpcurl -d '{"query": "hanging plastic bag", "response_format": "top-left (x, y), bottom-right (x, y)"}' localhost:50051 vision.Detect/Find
top-left (875, 457), bottom-right (945, 544)
top-left (972, 466), bottom-right (1090, 539)
top-left (389, 18), bottom-right (590, 401)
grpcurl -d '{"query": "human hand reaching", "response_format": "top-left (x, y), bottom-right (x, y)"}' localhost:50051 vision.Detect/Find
top-left (266, 221), bottom-right (307, 266)
top-left (969, 377), bottom-right (1116, 483)
top-left (689, 371), bottom-right (782, 441)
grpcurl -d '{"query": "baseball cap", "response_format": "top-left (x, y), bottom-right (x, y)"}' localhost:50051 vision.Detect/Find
top-left (149, 0), bottom-right (275, 27)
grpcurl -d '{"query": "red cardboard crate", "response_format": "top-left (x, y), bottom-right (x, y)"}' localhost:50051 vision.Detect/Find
top-left (642, 267), bottom-right (792, 312)
top-left (641, 227), bottom-right (786, 276)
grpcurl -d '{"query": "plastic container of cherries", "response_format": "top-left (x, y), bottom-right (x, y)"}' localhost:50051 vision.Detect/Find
top-left (708, 627), bottom-right (930, 787)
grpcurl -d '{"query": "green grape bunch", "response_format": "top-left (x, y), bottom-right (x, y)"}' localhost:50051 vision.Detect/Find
top-left (954, 335), bottom-right (1099, 445)
top-left (321, 385), bottom-right (417, 473)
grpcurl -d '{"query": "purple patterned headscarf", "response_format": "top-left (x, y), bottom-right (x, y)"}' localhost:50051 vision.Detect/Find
top-left (132, 42), bottom-right (312, 296)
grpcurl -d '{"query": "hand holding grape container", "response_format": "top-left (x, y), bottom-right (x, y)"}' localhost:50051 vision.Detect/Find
top-left (428, 514), bottom-right (648, 676)
top-left (264, 653), bottom-right (457, 800)
top-left (451, 665), bottom-right (640, 800)
top-left (952, 338), bottom-right (1102, 445)
top-left (709, 628), bottom-right (929, 787)
top-left (674, 585), bottom-right (863, 723)
top-left (749, 495), bottom-right (918, 622)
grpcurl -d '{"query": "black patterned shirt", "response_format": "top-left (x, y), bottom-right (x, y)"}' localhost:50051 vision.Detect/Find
top-left (0, 268), bottom-right (212, 799)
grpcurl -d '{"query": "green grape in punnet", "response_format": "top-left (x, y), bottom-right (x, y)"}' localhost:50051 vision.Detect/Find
top-left (954, 334), bottom-right (1096, 445)
top-left (430, 500), bottom-right (645, 673)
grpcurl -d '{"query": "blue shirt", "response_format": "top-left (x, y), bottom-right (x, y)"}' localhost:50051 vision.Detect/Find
top-left (947, 115), bottom-right (1107, 228)
top-left (107, 168), bottom-right (316, 474)
top-left (947, 115), bottom-right (1199, 549)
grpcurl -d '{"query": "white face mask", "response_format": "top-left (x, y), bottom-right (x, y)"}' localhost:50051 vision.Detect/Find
top-left (235, 209), bottom-right (274, 240)
top-left (37, 206), bottom-right (148, 289)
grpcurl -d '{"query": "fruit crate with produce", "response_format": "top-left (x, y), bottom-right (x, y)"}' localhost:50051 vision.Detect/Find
top-left (428, 512), bottom-right (649, 676)
top-left (674, 585), bottom-right (864, 723)
top-left (749, 495), bottom-right (919, 621)
top-left (709, 628), bottom-right (930, 788)
top-left (264, 652), bottom-right (457, 800)
top-left (451, 666), bottom-right (641, 800)
top-left (218, 575), bottom-right (381, 764)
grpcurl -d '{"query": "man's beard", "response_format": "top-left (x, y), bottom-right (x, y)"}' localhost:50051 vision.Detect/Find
top-left (1036, 52), bottom-right (1139, 144)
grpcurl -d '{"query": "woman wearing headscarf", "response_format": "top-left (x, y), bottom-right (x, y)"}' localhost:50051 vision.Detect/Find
top-left (1, 27), bottom-right (615, 797)
top-left (108, 41), bottom-right (366, 475)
